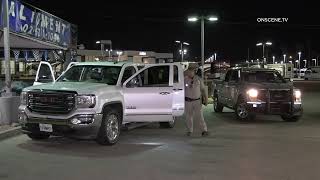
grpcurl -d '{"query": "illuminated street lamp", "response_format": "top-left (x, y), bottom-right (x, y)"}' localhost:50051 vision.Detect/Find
top-left (116, 51), bottom-right (123, 62)
top-left (105, 49), bottom-right (113, 60)
top-left (256, 41), bottom-right (272, 62)
top-left (283, 54), bottom-right (286, 63)
top-left (188, 15), bottom-right (218, 79)
top-left (272, 56), bottom-right (275, 64)
top-left (298, 52), bottom-right (302, 78)
top-left (96, 40), bottom-right (112, 57)
top-left (179, 49), bottom-right (187, 55)
top-left (295, 60), bottom-right (299, 68)
top-left (175, 40), bottom-right (190, 62)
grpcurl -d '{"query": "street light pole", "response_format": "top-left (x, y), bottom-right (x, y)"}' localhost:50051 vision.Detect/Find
top-left (180, 43), bottom-right (184, 62)
top-left (272, 56), bottom-right (275, 64)
top-left (188, 15), bottom-right (218, 79)
top-left (201, 16), bottom-right (205, 79)
top-left (262, 44), bottom-right (265, 59)
top-left (256, 42), bottom-right (272, 66)
top-left (175, 41), bottom-right (189, 62)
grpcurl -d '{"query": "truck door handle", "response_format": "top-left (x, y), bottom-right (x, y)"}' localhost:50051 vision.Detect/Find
top-left (159, 92), bottom-right (171, 95)
top-left (173, 88), bottom-right (183, 91)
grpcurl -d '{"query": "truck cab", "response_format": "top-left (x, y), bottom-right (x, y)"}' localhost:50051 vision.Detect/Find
top-left (18, 61), bottom-right (185, 145)
top-left (212, 68), bottom-right (303, 122)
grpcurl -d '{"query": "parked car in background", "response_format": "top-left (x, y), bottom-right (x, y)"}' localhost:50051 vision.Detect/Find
top-left (304, 67), bottom-right (320, 80)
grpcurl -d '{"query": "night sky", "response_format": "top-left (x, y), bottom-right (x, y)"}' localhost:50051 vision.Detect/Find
top-left (24, 0), bottom-right (320, 63)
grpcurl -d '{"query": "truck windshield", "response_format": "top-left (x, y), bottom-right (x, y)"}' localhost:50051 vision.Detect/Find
top-left (243, 71), bottom-right (285, 83)
top-left (57, 65), bottom-right (122, 85)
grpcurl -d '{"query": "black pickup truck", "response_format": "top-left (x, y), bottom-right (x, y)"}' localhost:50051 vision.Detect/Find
top-left (212, 68), bottom-right (303, 121)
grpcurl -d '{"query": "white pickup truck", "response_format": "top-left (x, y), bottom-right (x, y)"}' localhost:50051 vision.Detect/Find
top-left (18, 61), bottom-right (185, 145)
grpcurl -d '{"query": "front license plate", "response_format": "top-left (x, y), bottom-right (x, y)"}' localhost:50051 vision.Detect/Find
top-left (39, 124), bottom-right (53, 132)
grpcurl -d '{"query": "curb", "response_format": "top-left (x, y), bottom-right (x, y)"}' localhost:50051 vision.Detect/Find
top-left (0, 126), bottom-right (22, 141)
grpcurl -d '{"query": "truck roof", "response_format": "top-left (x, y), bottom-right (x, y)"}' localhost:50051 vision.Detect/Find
top-left (75, 61), bottom-right (133, 67)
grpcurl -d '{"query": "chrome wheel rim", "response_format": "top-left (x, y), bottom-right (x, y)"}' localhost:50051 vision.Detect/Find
top-left (106, 114), bottom-right (119, 141)
top-left (237, 104), bottom-right (248, 119)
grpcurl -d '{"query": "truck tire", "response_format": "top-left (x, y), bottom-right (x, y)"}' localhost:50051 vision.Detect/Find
top-left (96, 107), bottom-right (121, 145)
top-left (281, 115), bottom-right (301, 122)
top-left (235, 97), bottom-right (255, 121)
top-left (27, 133), bottom-right (50, 140)
top-left (213, 94), bottom-right (224, 113)
top-left (159, 117), bottom-right (175, 128)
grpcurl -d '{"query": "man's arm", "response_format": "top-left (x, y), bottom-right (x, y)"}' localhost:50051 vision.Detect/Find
top-left (199, 77), bottom-right (208, 105)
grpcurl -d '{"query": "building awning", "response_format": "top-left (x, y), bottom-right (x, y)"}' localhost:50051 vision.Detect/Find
top-left (0, 30), bottom-right (67, 50)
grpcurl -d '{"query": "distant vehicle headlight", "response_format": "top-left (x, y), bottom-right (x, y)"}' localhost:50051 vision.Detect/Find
top-left (76, 95), bottom-right (96, 108)
top-left (294, 90), bottom-right (301, 99)
top-left (294, 90), bottom-right (302, 103)
top-left (247, 89), bottom-right (258, 98)
top-left (20, 92), bottom-right (27, 105)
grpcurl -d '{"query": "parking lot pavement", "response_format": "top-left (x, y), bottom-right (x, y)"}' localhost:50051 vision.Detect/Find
top-left (0, 81), bottom-right (320, 180)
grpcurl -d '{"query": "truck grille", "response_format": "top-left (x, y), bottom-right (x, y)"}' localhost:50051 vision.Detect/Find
top-left (257, 89), bottom-right (291, 102)
top-left (269, 90), bottom-right (291, 102)
top-left (27, 91), bottom-right (76, 114)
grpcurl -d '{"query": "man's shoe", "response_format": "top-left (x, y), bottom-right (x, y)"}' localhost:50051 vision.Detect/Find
top-left (186, 132), bottom-right (192, 136)
top-left (202, 131), bottom-right (209, 137)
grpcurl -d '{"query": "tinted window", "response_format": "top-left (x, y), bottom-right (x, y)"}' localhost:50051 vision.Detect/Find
top-left (243, 71), bottom-right (284, 83)
top-left (57, 65), bottom-right (121, 85)
top-left (224, 70), bottom-right (232, 82)
top-left (122, 66), bottom-right (136, 83)
top-left (230, 70), bottom-right (239, 82)
top-left (38, 64), bottom-right (53, 82)
top-left (174, 65), bottom-right (179, 83)
top-left (135, 66), bottom-right (170, 87)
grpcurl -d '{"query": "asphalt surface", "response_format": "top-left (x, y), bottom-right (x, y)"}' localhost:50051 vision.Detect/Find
top-left (1, 81), bottom-right (320, 180)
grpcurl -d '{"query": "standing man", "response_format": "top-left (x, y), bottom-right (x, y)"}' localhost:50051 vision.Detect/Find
top-left (184, 63), bottom-right (209, 137)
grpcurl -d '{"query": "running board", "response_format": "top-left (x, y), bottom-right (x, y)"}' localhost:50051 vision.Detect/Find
top-left (121, 122), bottom-right (151, 131)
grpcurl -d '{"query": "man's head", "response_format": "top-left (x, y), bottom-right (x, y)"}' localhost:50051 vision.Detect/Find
top-left (185, 63), bottom-right (199, 78)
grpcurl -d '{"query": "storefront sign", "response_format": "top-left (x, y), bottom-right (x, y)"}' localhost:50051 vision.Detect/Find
top-left (1, 0), bottom-right (72, 48)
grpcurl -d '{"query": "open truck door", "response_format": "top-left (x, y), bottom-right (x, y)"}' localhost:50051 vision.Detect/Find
top-left (122, 63), bottom-right (185, 123)
top-left (33, 61), bottom-right (55, 86)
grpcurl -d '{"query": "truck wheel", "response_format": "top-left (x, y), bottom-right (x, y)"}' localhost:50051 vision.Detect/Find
top-left (213, 94), bottom-right (223, 113)
top-left (96, 108), bottom-right (121, 145)
top-left (160, 117), bottom-right (175, 128)
top-left (281, 115), bottom-right (301, 122)
top-left (27, 133), bottom-right (50, 140)
top-left (235, 98), bottom-right (255, 121)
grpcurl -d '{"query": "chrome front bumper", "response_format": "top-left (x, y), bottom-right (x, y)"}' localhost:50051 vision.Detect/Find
top-left (18, 107), bottom-right (103, 139)
top-left (246, 101), bottom-right (303, 116)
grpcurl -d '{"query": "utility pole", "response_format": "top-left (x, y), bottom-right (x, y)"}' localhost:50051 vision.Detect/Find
top-left (247, 48), bottom-right (250, 62)
top-left (3, 0), bottom-right (11, 96)
top-left (201, 16), bottom-right (205, 79)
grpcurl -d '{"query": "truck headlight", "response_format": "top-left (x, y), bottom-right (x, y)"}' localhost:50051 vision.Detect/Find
top-left (20, 92), bottom-right (27, 105)
top-left (76, 95), bottom-right (96, 108)
top-left (247, 89), bottom-right (258, 98)
top-left (294, 90), bottom-right (302, 103)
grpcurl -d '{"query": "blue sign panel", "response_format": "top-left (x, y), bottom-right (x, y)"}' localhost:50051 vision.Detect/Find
top-left (1, 0), bottom-right (72, 48)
